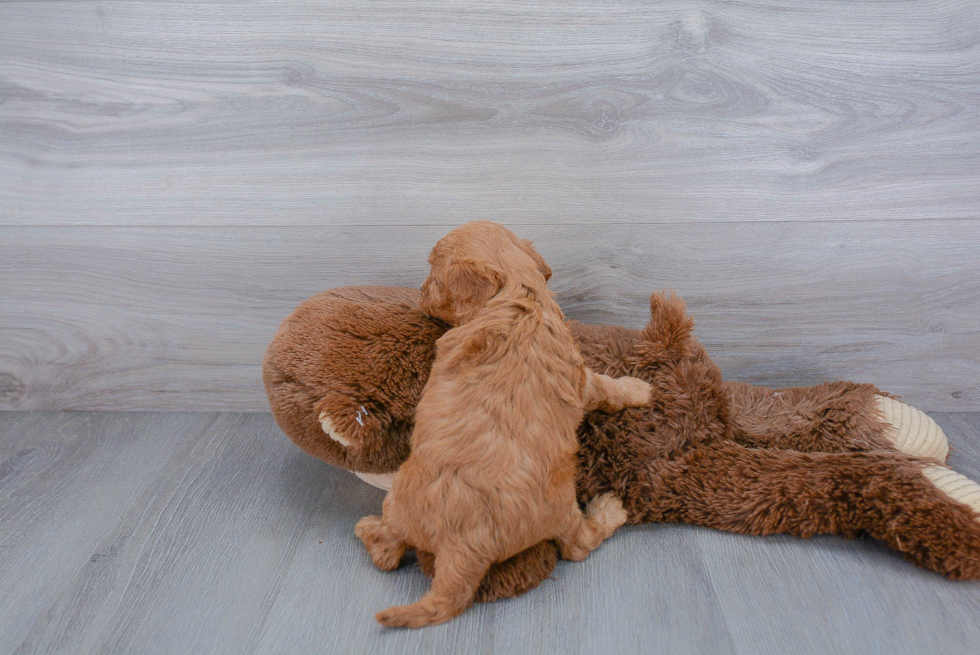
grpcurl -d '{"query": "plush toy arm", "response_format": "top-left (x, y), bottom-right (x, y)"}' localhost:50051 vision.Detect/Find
top-left (264, 286), bottom-right (445, 475)
top-left (725, 380), bottom-right (949, 461)
top-left (649, 441), bottom-right (980, 580)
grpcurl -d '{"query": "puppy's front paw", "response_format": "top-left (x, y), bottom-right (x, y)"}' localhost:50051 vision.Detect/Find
top-left (586, 492), bottom-right (629, 535)
top-left (617, 376), bottom-right (653, 408)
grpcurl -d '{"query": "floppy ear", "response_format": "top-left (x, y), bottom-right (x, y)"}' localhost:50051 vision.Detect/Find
top-left (521, 240), bottom-right (552, 282)
top-left (446, 259), bottom-right (505, 320)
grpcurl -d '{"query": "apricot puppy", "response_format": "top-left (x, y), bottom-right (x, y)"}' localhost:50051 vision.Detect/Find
top-left (355, 221), bottom-right (652, 628)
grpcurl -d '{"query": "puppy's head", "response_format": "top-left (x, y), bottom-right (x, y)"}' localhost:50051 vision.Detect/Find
top-left (420, 221), bottom-right (552, 325)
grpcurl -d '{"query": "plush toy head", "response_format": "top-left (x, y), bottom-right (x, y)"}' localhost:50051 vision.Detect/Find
top-left (263, 286), bottom-right (447, 476)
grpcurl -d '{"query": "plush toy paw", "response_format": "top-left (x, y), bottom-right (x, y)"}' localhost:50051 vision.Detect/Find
top-left (875, 396), bottom-right (948, 461)
top-left (921, 465), bottom-right (980, 521)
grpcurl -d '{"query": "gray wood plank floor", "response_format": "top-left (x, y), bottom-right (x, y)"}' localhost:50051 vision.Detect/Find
top-left (2, 411), bottom-right (979, 654)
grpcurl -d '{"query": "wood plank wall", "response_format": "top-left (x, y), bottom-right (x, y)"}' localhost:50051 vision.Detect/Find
top-left (1, 1), bottom-right (978, 411)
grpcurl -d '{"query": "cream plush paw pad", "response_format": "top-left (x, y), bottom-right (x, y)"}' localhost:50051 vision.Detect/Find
top-left (318, 411), bottom-right (351, 447)
top-left (875, 396), bottom-right (948, 461)
top-left (922, 465), bottom-right (980, 520)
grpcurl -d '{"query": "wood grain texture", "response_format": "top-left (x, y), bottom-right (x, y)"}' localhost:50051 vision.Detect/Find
top-left (1, 0), bottom-right (979, 412)
top-left (10, 414), bottom-right (330, 654)
top-left (935, 413), bottom-right (980, 482)
top-left (1, 0), bottom-right (978, 226)
top-left (0, 412), bottom-right (217, 654)
top-left (2, 411), bottom-right (980, 654)
top-left (2, 221), bottom-right (977, 412)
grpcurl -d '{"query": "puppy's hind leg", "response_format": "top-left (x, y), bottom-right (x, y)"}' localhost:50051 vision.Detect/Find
top-left (376, 548), bottom-right (491, 628)
top-left (555, 493), bottom-right (629, 562)
top-left (582, 368), bottom-right (653, 413)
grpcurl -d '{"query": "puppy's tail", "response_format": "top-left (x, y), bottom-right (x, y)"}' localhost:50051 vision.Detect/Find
top-left (375, 549), bottom-right (490, 629)
top-left (635, 290), bottom-right (696, 366)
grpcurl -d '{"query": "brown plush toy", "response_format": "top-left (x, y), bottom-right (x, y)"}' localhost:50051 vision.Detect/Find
top-left (263, 285), bottom-right (980, 602)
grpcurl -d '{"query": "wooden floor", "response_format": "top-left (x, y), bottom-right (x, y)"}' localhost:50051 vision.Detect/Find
top-left (1, 411), bottom-right (978, 654)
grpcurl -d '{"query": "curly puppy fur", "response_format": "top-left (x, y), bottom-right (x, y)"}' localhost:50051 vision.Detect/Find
top-left (355, 222), bottom-right (649, 628)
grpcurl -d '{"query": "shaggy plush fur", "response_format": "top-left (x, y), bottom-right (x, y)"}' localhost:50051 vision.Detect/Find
top-left (264, 286), bottom-right (980, 603)
top-left (355, 223), bottom-right (648, 627)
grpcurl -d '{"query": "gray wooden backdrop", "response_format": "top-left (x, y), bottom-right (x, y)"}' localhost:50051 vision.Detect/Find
top-left (1, 0), bottom-right (978, 412)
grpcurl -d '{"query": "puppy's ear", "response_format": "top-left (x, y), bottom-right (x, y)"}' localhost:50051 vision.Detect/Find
top-left (447, 259), bottom-right (505, 320)
top-left (521, 240), bottom-right (552, 282)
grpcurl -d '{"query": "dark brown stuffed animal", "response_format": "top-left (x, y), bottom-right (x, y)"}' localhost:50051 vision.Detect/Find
top-left (263, 285), bottom-right (980, 602)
